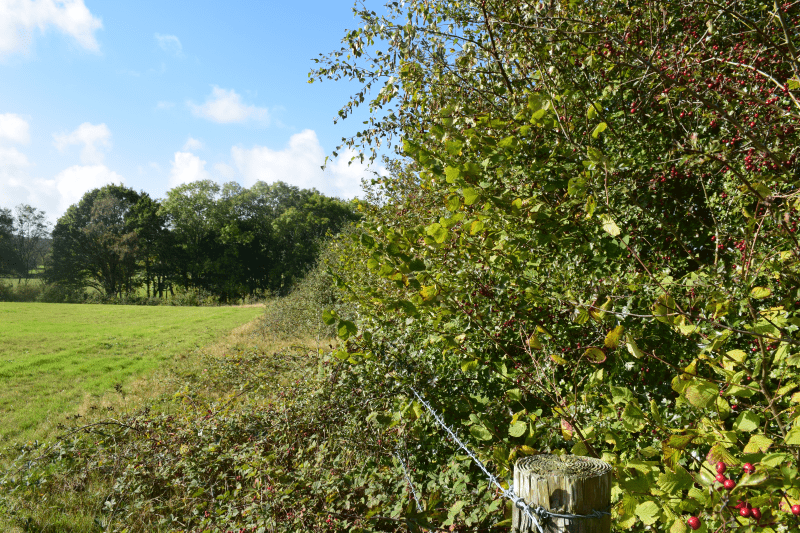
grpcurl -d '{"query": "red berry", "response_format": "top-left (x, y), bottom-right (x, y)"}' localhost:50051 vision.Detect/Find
top-left (735, 500), bottom-right (746, 509)
top-left (687, 516), bottom-right (701, 530)
top-left (715, 473), bottom-right (726, 483)
top-left (716, 461), bottom-right (726, 474)
top-left (792, 504), bottom-right (800, 515)
top-left (751, 507), bottom-right (761, 520)
top-left (723, 479), bottom-right (736, 490)
top-left (743, 463), bottom-right (755, 474)
top-left (740, 507), bottom-right (752, 518)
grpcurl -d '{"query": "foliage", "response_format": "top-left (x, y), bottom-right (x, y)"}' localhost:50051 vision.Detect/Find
top-left (6, 204), bottom-right (51, 282)
top-left (0, 266), bottom-right (436, 533)
top-left (310, 0), bottom-right (800, 531)
top-left (47, 184), bottom-right (150, 297)
top-left (0, 207), bottom-right (18, 276)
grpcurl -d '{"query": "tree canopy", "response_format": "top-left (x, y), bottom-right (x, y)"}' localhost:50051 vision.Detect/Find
top-left (43, 181), bottom-right (358, 301)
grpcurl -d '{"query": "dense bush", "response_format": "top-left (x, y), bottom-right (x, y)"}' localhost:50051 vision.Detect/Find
top-left (308, 0), bottom-right (800, 531)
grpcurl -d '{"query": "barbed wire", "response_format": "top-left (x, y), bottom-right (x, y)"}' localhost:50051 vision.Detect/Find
top-left (408, 386), bottom-right (611, 533)
top-left (394, 449), bottom-right (423, 512)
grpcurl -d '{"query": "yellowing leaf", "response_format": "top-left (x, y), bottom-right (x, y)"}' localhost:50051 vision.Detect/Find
top-left (625, 333), bottom-right (644, 359)
top-left (599, 214), bottom-right (620, 236)
top-left (743, 434), bottom-right (773, 454)
top-left (584, 347), bottom-right (607, 364)
top-left (561, 418), bottom-right (574, 440)
top-left (604, 325), bottom-right (624, 349)
top-left (550, 353), bottom-right (568, 365)
top-left (685, 381), bottom-right (719, 408)
top-left (750, 286), bottom-right (771, 299)
top-left (527, 333), bottom-right (542, 350)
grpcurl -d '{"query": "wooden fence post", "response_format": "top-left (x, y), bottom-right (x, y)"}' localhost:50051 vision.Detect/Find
top-left (512, 454), bottom-right (612, 533)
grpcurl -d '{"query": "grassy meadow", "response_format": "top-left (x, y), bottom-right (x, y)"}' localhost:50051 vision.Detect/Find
top-left (0, 302), bottom-right (263, 443)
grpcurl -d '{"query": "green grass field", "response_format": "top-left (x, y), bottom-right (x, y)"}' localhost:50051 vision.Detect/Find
top-left (0, 302), bottom-right (263, 443)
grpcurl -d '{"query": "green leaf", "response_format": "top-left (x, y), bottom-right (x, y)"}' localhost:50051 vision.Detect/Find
top-left (658, 466), bottom-right (693, 494)
top-left (461, 360), bottom-right (478, 373)
top-left (788, 78), bottom-right (800, 90)
top-left (322, 309), bottom-right (338, 326)
top-left (470, 219), bottom-right (485, 234)
top-left (445, 166), bottom-right (461, 183)
top-left (743, 434), bottom-right (773, 454)
top-left (408, 259), bottom-right (426, 271)
top-left (665, 434), bottom-right (695, 450)
top-left (599, 214), bottom-right (620, 237)
top-left (706, 442), bottom-right (737, 467)
top-left (445, 139), bottom-right (463, 155)
top-left (506, 389), bottom-right (522, 402)
top-left (635, 500), bottom-right (660, 526)
top-left (761, 452), bottom-right (790, 467)
top-left (498, 135), bottom-right (517, 149)
top-left (420, 285), bottom-right (439, 300)
top-left (469, 425), bottom-right (493, 441)
top-left (785, 426), bottom-right (800, 445)
top-left (445, 194), bottom-right (461, 212)
top-left (462, 187), bottom-right (480, 205)
top-left (337, 320), bottom-right (357, 340)
top-left (737, 470), bottom-right (769, 487)
top-left (509, 421), bottom-right (527, 438)
top-left (587, 101), bottom-right (601, 119)
top-left (425, 223), bottom-right (448, 243)
top-left (360, 234), bottom-right (375, 248)
top-left (732, 411), bottom-right (760, 432)
top-left (750, 286), bottom-right (771, 299)
top-left (685, 381), bottom-right (719, 408)
top-left (591, 122), bottom-right (608, 138)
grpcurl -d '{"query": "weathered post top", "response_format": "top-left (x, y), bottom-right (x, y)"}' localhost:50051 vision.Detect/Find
top-left (512, 454), bottom-right (612, 533)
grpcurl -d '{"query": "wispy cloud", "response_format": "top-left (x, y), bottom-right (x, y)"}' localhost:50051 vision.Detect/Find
top-left (0, 0), bottom-right (103, 58)
top-left (156, 101), bottom-right (175, 110)
top-left (53, 122), bottom-right (112, 164)
top-left (0, 113), bottom-right (31, 144)
top-left (188, 86), bottom-right (270, 125)
top-left (154, 33), bottom-right (183, 58)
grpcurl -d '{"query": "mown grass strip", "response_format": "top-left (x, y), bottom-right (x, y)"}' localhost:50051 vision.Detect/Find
top-left (0, 302), bottom-right (263, 443)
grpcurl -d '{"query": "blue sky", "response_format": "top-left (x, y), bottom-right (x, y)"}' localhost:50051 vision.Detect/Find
top-left (0, 0), bottom-right (388, 222)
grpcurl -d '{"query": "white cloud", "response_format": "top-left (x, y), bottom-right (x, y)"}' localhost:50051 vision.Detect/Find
top-left (154, 33), bottom-right (183, 58)
top-left (156, 101), bottom-right (175, 110)
top-left (231, 129), bottom-right (375, 200)
top-left (0, 0), bottom-right (102, 58)
top-left (40, 164), bottom-right (124, 214)
top-left (1, 160), bottom-right (123, 221)
top-left (188, 86), bottom-right (270, 125)
top-left (0, 146), bottom-right (31, 167)
top-left (53, 122), bottom-right (111, 164)
top-left (169, 151), bottom-right (210, 187)
top-left (182, 137), bottom-right (203, 151)
top-left (0, 113), bottom-right (31, 144)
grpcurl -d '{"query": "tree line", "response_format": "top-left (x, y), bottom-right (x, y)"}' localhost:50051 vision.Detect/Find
top-left (1, 180), bottom-right (359, 302)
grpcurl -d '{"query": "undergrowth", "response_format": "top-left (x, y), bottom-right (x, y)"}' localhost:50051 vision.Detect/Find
top-left (0, 263), bottom-right (492, 532)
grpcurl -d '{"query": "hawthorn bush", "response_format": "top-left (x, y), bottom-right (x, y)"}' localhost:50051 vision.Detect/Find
top-left (312, 0), bottom-right (800, 531)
